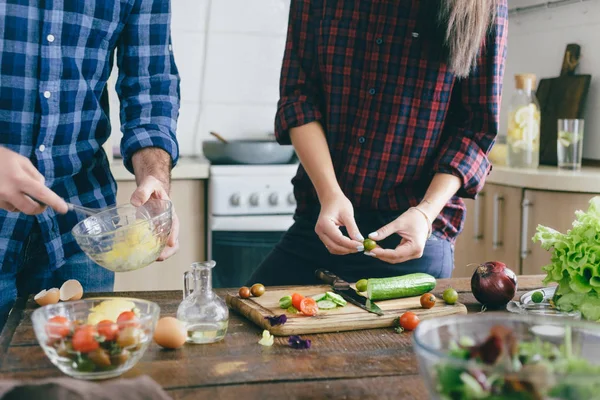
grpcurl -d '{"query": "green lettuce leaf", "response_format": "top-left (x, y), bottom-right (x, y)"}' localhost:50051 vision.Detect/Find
top-left (533, 196), bottom-right (600, 320)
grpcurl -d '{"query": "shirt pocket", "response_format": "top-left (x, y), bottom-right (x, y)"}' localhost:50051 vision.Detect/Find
top-left (316, 19), bottom-right (367, 93)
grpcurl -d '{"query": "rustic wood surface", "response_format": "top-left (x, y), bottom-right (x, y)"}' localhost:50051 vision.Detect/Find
top-left (226, 285), bottom-right (467, 336)
top-left (0, 276), bottom-right (548, 399)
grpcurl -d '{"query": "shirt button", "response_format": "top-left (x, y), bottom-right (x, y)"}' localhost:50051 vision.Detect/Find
top-left (358, 137), bottom-right (366, 144)
top-left (47, 34), bottom-right (55, 43)
top-left (412, 32), bottom-right (420, 38)
top-left (368, 88), bottom-right (376, 95)
top-left (376, 38), bottom-right (383, 45)
top-left (39, 144), bottom-right (46, 152)
top-left (43, 91), bottom-right (51, 99)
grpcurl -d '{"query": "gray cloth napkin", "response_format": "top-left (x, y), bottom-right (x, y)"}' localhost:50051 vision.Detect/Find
top-left (0, 375), bottom-right (172, 400)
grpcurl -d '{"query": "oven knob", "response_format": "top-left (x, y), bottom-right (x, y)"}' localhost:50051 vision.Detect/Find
top-left (268, 193), bottom-right (279, 206)
top-left (230, 193), bottom-right (241, 207)
top-left (249, 193), bottom-right (260, 206)
top-left (287, 193), bottom-right (296, 205)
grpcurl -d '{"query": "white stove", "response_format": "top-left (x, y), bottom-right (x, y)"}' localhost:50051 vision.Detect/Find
top-left (207, 163), bottom-right (299, 288)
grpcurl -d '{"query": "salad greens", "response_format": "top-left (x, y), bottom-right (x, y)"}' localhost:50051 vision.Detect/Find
top-left (435, 325), bottom-right (600, 400)
top-left (532, 196), bottom-right (600, 321)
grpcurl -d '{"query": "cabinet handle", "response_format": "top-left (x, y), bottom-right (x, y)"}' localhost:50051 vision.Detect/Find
top-left (521, 198), bottom-right (533, 259)
top-left (492, 194), bottom-right (504, 249)
top-left (473, 193), bottom-right (485, 241)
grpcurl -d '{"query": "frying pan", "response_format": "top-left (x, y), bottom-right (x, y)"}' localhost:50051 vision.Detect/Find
top-left (202, 132), bottom-right (296, 165)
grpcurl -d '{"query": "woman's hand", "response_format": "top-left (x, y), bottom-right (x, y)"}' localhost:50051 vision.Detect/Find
top-left (367, 208), bottom-right (431, 264)
top-left (316, 191), bottom-right (364, 255)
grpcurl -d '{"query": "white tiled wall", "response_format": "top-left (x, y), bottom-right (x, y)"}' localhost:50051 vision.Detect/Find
top-left (107, 0), bottom-right (290, 157)
top-left (502, 0), bottom-right (600, 160)
top-left (107, 0), bottom-right (600, 160)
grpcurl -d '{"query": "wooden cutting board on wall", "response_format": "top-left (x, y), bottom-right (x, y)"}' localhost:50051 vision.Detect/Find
top-left (226, 285), bottom-right (467, 336)
top-left (537, 44), bottom-right (591, 166)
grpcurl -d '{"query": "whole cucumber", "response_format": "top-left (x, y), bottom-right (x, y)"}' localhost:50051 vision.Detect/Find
top-left (367, 273), bottom-right (436, 301)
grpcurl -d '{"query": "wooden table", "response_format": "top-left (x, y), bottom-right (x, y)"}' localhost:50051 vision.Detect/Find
top-left (0, 276), bottom-right (546, 399)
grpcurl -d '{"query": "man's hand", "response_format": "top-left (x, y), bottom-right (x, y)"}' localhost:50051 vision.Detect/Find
top-left (130, 148), bottom-right (178, 261)
top-left (366, 208), bottom-right (431, 264)
top-left (0, 147), bottom-right (67, 215)
top-left (316, 191), bottom-right (364, 255)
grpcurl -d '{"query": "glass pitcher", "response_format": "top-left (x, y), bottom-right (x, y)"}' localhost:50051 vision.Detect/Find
top-left (176, 261), bottom-right (229, 344)
top-left (507, 73), bottom-right (541, 169)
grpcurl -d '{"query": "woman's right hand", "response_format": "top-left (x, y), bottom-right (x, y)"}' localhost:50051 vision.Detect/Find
top-left (0, 147), bottom-right (68, 215)
top-left (316, 191), bottom-right (364, 255)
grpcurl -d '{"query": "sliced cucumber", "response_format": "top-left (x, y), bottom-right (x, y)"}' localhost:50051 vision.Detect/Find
top-left (326, 292), bottom-right (347, 307)
top-left (367, 273), bottom-right (436, 301)
top-left (316, 300), bottom-right (337, 310)
top-left (311, 293), bottom-right (327, 302)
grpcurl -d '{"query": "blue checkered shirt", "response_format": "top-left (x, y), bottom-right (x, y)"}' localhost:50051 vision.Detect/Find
top-left (0, 0), bottom-right (180, 272)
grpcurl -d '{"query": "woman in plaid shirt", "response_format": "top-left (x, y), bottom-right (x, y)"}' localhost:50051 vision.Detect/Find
top-left (250, 0), bottom-right (508, 285)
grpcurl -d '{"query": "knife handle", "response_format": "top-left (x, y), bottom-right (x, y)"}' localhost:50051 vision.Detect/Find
top-left (315, 269), bottom-right (350, 289)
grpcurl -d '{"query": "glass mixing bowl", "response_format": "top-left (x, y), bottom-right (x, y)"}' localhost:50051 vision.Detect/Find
top-left (32, 298), bottom-right (160, 380)
top-left (413, 313), bottom-right (600, 399)
top-left (72, 199), bottom-right (172, 272)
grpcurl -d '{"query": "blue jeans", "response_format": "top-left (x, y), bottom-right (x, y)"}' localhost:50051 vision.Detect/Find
top-left (0, 224), bottom-right (114, 332)
top-left (247, 210), bottom-right (455, 286)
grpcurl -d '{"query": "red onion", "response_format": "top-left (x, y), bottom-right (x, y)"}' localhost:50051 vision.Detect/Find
top-left (471, 261), bottom-right (518, 308)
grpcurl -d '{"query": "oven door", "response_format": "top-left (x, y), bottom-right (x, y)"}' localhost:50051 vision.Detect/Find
top-left (209, 215), bottom-right (294, 288)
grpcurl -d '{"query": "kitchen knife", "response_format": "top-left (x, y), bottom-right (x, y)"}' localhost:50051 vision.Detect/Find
top-left (315, 269), bottom-right (384, 316)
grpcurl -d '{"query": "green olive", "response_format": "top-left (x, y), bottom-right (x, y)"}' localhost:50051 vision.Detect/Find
top-left (110, 349), bottom-right (131, 366)
top-left (88, 348), bottom-right (111, 368)
top-left (363, 239), bottom-right (377, 251)
top-left (117, 326), bottom-right (143, 349)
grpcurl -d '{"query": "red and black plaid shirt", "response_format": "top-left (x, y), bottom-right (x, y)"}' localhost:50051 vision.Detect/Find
top-left (275, 0), bottom-right (508, 243)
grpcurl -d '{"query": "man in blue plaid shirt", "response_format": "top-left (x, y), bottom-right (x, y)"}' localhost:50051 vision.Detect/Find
top-left (0, 0), bottom-right (181, 330)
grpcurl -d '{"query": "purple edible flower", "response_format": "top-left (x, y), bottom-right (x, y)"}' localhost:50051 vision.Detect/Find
top-left (288, 335), bottom-right (311, 349)
top-left (265, 314), bottom-right (287, 326)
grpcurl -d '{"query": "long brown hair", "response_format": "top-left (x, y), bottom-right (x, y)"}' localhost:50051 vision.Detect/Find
top-left (438, 0), bottom-right (499, 78)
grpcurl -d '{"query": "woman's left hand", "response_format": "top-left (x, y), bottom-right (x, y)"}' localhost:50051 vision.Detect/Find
top-left (366, 208), bottom-right (431, 264)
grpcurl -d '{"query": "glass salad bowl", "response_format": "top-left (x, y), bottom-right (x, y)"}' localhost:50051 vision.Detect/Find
top-left (72, 199), bottom-right (172, 272)
top-left (31, 298), bottom-right (160, 380)
top-left (413, 313), bottom-right (600, 399)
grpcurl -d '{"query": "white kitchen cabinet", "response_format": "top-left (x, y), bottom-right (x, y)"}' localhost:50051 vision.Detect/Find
top-left (113, 180), bottom-right (206, 292)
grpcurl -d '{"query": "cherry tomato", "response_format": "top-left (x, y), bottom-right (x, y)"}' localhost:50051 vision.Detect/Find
top-left (238, 287), bottom-right (251, 299)
top-left (96, 320), bottom-right (119, 341)
top-left (116, 310), bottom-right (139, 328)
top-left (46, 316), bottom-right (71, 339)
top-left (299, 297), bottom-right (319, 316)
top-left (399, 312), bottom-right (420, 331)
top-left (420, 293), bottom-right (436, 309)
top-left (72, 325), bottom-right (100, 353)
top-left (291, 293), bottom-right (304, 310)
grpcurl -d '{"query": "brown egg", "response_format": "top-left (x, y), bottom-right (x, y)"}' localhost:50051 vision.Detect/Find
top-left (60, 279), bottom-right (84, 301)
top-left (34, 288), bottom-right (60, 306)
top-left (153, 317), bottom-right (187, 349)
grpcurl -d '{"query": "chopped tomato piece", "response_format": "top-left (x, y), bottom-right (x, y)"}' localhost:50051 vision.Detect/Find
top-left (291, 293), bottom-right (304, 310)
top-left (300, 297), bottom-right (319, 316)
top-left (46, 316), bottom-right (71, 339)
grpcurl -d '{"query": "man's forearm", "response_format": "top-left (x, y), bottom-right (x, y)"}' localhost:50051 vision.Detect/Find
top-left (131, 147), bottom-right (172, 192)
top-left (290, 121), bottom-right (342, 202)
top-left (417, 173), bottom-right (462, 222)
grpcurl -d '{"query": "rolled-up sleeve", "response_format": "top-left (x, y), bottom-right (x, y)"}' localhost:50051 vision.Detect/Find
top-left (275, 0), bottom-right (323, 145)
top-left (432, 2), bottom-right (508, 199)
top-left (116, 0), bottom-right (180, 174)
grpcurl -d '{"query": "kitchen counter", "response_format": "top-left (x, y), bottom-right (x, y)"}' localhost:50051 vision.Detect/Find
top-left (0, 275), bottom-right (546, 399)
top-left (110, 156), bottom-right (210, 181)
top-left (487, 164), bottom-right (600, 193)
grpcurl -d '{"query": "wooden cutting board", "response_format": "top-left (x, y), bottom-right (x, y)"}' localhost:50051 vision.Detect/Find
top-left (225, 285), bottom-right (467, 336)
top-left (537, 44), bottom-right (591, 166)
